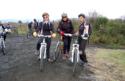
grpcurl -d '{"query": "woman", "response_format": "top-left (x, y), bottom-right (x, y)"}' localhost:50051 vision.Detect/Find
top-left (57, 13), bottom-right (74, 60)
top-left (36, 12), bottom-right (55, 62)
top-left (77, 13), bottom-right (90, 65)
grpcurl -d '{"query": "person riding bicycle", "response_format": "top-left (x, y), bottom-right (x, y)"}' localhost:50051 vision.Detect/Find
top-left (57, 13), bottom-right (74, 60)
top-left (35, 12), bottom-right (55, 62)
top-left (77, 13), bottom-right (92, 66)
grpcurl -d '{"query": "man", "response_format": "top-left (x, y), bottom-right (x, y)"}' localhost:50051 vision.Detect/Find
top-left (57, 13), bottom-right (74, 60)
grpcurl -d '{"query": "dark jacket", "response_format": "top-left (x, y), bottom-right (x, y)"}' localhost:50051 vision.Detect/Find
top-left (38, 22), bottom-right (54, 35)
top-left (58, 19), bottom-right (74, 34)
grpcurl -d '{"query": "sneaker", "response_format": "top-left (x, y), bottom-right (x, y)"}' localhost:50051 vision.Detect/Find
top-left (48, 58), bottom-right (53, 63)
top-left (62, 54), bottom-right (67, 60)
top-left (35, 50), bottom-right (39, 55)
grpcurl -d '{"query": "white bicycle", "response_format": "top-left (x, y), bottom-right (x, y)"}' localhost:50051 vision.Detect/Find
top-left (70, 33), bottom-right (89, 73)
top-left (38, 34), bottom-right (51, 71)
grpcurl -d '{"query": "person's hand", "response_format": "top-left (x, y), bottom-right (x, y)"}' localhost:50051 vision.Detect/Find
top-left (33, 32), bottom-right (38, 37)
top-left (51, 33), bottom-right (56, 38)
top-left (60, 31), bottom-right (64, 36)
top-left (84, 33), bottom-right (89, 37)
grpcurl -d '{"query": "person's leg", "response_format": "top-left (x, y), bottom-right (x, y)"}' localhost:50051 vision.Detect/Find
top-left (80, 39), bottom-right (88, 63)
top-left (67, 37), bottom-right (71, 53)
top-left (63, 36), bottom-right (68, 59)
top-left (46, 38), bottom-right (51, 59)
top-left (36, 37), bottom-right (43, 51)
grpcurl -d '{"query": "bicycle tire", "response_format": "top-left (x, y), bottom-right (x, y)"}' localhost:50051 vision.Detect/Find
top-left (1, 40), bottom-right (5, 55)
top-left (73, 49), bottom-right (78, 73)
top-left (40, 46), bottom-right (45, 71)
top-left (53, 44), bottom-right (61, 62)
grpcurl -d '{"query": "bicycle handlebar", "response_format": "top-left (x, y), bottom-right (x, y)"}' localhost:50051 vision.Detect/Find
top-left (64, 33), bottom-right (73, 37)
top-left (37, 34), bottom-right (51, 38)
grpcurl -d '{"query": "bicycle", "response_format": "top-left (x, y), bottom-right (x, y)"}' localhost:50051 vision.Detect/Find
top-left (53, 37), bottom-right (63, 62)
top-left (70, 33), bottom-right (89, 73)
top-left (0, 33), bottom-right (5, 55)
top-left (54, 33), bottom-right (73, 62)
top-left (38, 34), bottom-right (51, 71)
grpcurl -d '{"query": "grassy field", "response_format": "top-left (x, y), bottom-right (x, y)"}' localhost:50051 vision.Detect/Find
top-left (93, 48), bottom-right (125, 81)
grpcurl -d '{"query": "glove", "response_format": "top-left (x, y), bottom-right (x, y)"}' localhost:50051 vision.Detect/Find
top-left (60, 31), bottom-right (64, 36)
top-left (51, 33), bottom-right (56, 38)
top-left (84, 33), bottom-right (89, 37)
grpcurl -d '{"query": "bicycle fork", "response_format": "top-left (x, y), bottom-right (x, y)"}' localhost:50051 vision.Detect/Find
top-left (39, 43), bottom-right (47, 59)
top-left (70, 44), bottom-right (79, 63)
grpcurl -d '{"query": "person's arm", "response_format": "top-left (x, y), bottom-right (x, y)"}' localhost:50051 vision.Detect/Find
top-left (70, 21), bottom-right (74, 34)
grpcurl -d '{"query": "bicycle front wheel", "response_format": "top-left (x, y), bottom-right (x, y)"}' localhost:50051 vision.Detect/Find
top-left (40, 46), bottom-right (46, 71)
top-left (73, 49), bottom-right (78, 73)
top-left (1, 40), bottom-right (5, 55)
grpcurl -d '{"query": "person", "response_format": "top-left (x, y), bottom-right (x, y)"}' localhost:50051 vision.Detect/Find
top-left (57, 13), bottom-right (74, 60)
top-left (0, 23), bottom-right (6, 41)
top-left (77, 13), bottom-right (92, 66)
top-left (33, 19), bottom-right (39, 33)
top-left (35, 12), bottom-right (55, 62)
top-left (27, 22), bottom-right (33, 37)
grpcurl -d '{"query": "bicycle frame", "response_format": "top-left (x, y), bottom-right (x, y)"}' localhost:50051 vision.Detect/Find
top-left (38, 35), bottom-right (51, 59)
top-left (70, 37), bottom-right (80, 63)
top-left (71, 44), bottom-right (79, 63)
top-left (39, 38), bottom-right (47, 59)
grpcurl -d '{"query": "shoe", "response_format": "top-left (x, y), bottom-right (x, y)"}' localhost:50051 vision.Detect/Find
top-left (65, 54), bottom-right (70, 58)
top-left (62, 54), bottom-right (67, 60)
top-left (48, 58), bottom-right (53, 63)
top-left (35, 50), bottom-right (39, 55)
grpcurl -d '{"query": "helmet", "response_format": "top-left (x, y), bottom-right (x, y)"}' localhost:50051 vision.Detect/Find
top-left (78, 13), bottom-right (85, 18)
top-left (61, 13), bottom-right (67, 17)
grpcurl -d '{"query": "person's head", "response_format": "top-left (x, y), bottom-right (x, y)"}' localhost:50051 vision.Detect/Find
top-left (78, 13), bottom-right (86, 23)
top-left (33, 19), bottom-right (37, 22)
top-left (61, 13), bottom-right (68, 21)
top-left (42, 12), bottom-right (49, 21)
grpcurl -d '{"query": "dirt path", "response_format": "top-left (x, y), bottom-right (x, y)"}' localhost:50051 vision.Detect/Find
top-left (0, 35), bottom-right (124, 81)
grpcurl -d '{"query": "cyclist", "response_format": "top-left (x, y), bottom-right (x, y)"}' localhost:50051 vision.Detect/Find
top-left (33, 19), bottom-right (39, 33)
top-left (77, 13), bottom-right (91, 66)
top-left (35, 12), bottom-right (56, 62)
top-left (57, 13), bottom-right (74, 60)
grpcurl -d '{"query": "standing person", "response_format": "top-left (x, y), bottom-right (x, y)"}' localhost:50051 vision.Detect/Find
top-left (0, 23), bottom-right (6, 41)
top-left (33, 19), bottom-right (39, 33)
top-left (35, 12), bottom-right (55, 62)
top-left (57, 13), bottom-right (74, 60)
top-left (77, 13), bottom-right (92, 66)
top-left (27, 22), bottom-right (33, 37)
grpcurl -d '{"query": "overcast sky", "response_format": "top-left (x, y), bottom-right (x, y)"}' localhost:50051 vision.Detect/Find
top-left (0, 0), bottom-right (125, 21)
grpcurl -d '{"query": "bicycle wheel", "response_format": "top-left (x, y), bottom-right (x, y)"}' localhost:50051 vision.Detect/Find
top-left (73, 49), bottom-right (78, 73)
top-left (40, 46), bottom-right (45, 71)
top-left (1, 40), bottom-right (5, 55)
top-left (53, 44), bottom-right (61, 62)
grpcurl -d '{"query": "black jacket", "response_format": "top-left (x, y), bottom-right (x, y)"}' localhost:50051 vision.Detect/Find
top-left (38, 22), bottom-right (54, 35)
top-left (58, 19), bottom-right (74, 34)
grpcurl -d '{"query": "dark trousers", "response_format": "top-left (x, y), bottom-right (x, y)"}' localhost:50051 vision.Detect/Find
top-left (78, 37), bottom-right (88, 63)
top-left (36, 37), bottom-right (51, 58)
top-left (63, 36), bottom-right (72, 54)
